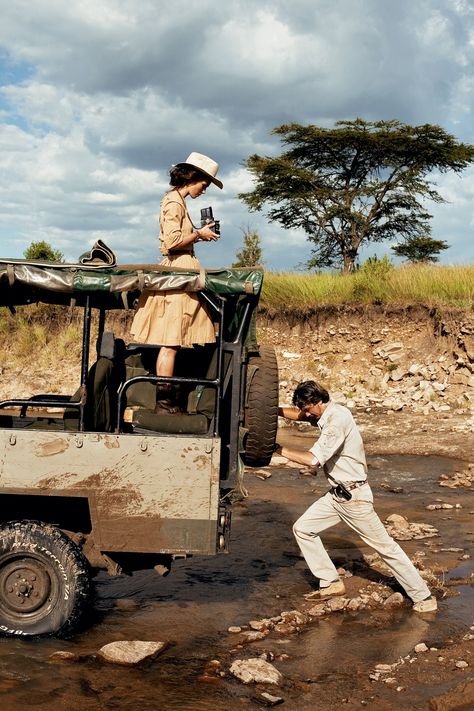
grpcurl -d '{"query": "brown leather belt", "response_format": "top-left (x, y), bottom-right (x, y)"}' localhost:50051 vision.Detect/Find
top-left (343, 480), bottom-right (368, 491)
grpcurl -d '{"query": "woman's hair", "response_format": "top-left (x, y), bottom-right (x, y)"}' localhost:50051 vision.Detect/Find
top-left (169, 165), bottom-right (210, 188)
top-left (292, 380), bottom-right (330, 409)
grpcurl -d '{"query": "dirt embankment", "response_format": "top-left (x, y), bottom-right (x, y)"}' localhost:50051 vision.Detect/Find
top-left (257, 304), bottom-right (474, 459)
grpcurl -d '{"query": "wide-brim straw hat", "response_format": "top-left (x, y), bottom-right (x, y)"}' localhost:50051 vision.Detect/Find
top-left (176, 152), bottom-right (223, 189)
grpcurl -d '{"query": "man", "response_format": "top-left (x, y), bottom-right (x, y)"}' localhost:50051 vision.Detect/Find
top-left (275, 380), bottom-right (437, 613)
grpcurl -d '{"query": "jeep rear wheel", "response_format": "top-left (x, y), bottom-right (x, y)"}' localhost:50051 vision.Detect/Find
top-left (243, 345), bottom-right (279, 466)
top-left (0, 521), bottom-right (91, 637)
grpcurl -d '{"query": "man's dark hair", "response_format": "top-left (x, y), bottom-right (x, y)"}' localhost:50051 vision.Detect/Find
top-left (292, 380), bottom-right (330, 409)
top-left (169, 165), bottom-right (209, 188)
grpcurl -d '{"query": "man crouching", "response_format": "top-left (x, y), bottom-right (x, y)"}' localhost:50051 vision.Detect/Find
top-left (275, 380), bottom-right (437, 613)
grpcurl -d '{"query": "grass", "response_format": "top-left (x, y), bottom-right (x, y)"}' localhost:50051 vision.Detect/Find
top-left (260, 263), bottom-right (474, 311)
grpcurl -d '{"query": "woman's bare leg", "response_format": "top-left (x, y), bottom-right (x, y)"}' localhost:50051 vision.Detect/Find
top-left (156, 346), bottom-right (179, 377)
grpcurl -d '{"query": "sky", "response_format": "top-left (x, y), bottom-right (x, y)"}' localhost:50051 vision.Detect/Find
top-left (1, 0), bottom-right (474, 270)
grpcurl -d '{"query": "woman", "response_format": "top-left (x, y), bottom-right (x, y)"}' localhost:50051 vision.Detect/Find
top-left (130, 152), bottom-right (222, 411)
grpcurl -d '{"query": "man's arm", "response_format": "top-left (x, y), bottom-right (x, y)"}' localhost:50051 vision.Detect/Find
top-left (278, 405), bottom-right (308, 421)
top-left (274, 444), bottom-right (319, 468)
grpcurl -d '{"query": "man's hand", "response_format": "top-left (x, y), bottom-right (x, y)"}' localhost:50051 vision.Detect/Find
top-left (273, 444), bottom-right (318, 468)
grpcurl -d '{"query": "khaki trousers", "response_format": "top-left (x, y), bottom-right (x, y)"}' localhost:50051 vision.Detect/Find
top-left (293, 486), bottom-right (431, 603)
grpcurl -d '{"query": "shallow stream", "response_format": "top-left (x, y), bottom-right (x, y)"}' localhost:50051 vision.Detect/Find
top-left (0, 447), bottom-right (473, 710)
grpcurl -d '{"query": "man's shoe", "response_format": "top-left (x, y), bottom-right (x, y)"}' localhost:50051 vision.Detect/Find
top-left (413, 596), bottom-right (438, 613)
top-left (303, 580), bottom-right (346, 600)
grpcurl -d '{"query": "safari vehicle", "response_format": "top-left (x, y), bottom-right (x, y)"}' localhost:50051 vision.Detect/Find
top-left (0, 257), bottom-right (278, 637)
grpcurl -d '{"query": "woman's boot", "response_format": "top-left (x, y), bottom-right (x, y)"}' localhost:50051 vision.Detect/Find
top-left (155, 384), bottom-right (183, 414)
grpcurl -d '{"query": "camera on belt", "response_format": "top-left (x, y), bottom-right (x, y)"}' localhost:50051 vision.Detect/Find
top-left (200, 206), bottom-right (220, 236)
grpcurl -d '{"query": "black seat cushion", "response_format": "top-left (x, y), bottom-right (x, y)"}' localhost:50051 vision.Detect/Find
top-left (133, 410), bottom-right (209, 434)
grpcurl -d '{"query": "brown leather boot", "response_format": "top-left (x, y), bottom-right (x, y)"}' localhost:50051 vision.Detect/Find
top-left (155, 384), bottom-right (184, 414)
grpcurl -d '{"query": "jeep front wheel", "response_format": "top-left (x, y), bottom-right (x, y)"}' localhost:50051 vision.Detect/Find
top-left (0, 520), bottom-right (91, 637)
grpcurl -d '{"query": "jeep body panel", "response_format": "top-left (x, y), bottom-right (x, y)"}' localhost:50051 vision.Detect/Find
top-left (0, 429), bottom-right (220, 555)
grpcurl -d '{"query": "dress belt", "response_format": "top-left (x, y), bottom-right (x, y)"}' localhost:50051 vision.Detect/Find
top-left (167, 250), bottom-right (194, 257)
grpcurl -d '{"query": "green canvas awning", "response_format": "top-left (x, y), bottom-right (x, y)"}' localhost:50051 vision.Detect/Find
top-left (0, 259), bottom-right (264, 309)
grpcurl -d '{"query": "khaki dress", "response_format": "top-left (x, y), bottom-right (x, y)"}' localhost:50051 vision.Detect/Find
top-left (130, 190), bottom-right (216, 347)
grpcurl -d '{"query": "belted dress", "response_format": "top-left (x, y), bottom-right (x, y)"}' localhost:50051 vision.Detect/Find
top-left (130, 190), bottom-right (216, 347)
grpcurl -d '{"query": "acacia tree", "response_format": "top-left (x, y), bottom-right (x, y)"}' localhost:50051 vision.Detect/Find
top-left (391, 234), bottom-right (449, 263)
top-left (240, 119), bottom-right (474, 273)
top-left (24, 240), bottom-right (64, 262)
top-left (232, 226), bottom-right (263, 267)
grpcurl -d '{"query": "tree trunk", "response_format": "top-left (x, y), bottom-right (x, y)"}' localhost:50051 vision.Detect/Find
top-left (342, 256), bottom-right (355, 274)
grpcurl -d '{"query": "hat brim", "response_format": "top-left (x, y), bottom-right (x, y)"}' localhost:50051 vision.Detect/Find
top-left (176, 162), bottom-right (223, 189)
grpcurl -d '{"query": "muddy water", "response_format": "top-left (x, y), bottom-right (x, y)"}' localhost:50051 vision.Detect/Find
top-left (0, 445), bottom-right (473, 711)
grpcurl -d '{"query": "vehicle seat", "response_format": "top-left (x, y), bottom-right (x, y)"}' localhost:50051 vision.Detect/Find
top-left (129, 346), bottom-right (219, 435)
top-left (65, 332), bottom-right (124, 432)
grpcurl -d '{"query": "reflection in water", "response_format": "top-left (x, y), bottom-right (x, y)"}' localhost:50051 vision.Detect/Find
top-left (0, 452), bottom-right (472, 711)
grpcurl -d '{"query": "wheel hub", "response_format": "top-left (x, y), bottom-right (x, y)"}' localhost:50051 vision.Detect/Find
top-left (1, 559), bottom-right (51, 614)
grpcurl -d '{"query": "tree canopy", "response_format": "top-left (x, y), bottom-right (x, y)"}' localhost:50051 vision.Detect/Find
top-left (24, 240), bottom-right (64, 262)
top-left (391, 234), bottom-right (449, 263)
top-left (240, 119), bottom-right (474, 273)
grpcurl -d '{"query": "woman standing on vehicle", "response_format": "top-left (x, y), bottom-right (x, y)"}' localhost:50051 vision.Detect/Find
top-left (130, 152), bottom-right (222, 411)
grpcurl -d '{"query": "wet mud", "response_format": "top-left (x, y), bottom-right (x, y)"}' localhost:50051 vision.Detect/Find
top-left (1, 417), bottom-right (473, 710)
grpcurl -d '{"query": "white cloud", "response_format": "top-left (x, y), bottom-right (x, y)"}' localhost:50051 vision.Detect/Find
top-left (0, 0), bottom-right (474, 269)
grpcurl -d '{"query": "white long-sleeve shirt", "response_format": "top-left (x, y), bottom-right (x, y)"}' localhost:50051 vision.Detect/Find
top-left (309, 401), bottom-right (368, 485)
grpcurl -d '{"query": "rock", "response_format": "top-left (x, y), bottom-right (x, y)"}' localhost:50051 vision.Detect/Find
top-left (383, 592), bottom-right (404, 608)
top-left (414, 643), bottom-right (429, 653)
top-left (270, 455), bottom-right (289, 466)
top-left (49, 650), bottom-right (85, 663)
top-left (385, 513), bottom-right (410, 528)
top-left (228, 626), bottom-right (242, 633)
top-left (273, 623), bottom-right (296, 635)
top-left (426, 502), bottom-right (454, 510)
top-left (384, 515), bottom-right (438, 540)
top-left (375, 663), bottom-right (396, 672)
top-left (281, 351), bottom-right (301, 359)
top-left (306, 603), bottom-right (327, 617)
top-left (455, 660), bottom-right (469, 668)
top-left (253, 469), bottom-right (273, 480)
top-left (280, 609), bottom-right (309, 625)
top-left (326, 596), bottom-right (348, 612)
top-left (241, 630), bottom-right (269, 643)
top-left (380, 483), bottom-right (404, 493)
top-left (249, 619), bottom-right (272, 631)
top-left (390, 368), bottom-right (408, 382)
top-left (346, 597), bottom-right (364, 611)
top-left (252, 691), bottom-right (285, 707)
top-left (97, 640), bottom-right (168, 665)
top-left (375, 342), bottom-right (404, 359)
top-left (439, 466), bottom-right (474, 488)
top-left (229, 658), bottom-right (283, 685)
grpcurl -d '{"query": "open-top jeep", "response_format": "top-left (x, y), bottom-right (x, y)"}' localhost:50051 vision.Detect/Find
top-left (0, 257), bottom-right (278, 636)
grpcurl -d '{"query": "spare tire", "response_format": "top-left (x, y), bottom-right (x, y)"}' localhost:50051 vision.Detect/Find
top-left (243, 345), bottom-right (279, 466)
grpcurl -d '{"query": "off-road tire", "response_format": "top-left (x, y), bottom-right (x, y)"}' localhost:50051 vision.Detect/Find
top-left (243, 345), bottom-right (279, 466)
top-left (0, 520), bottom-right (91, 638)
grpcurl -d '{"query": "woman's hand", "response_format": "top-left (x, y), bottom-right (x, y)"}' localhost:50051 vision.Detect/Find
top-left (196, 224), bottom-right (219, 241)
